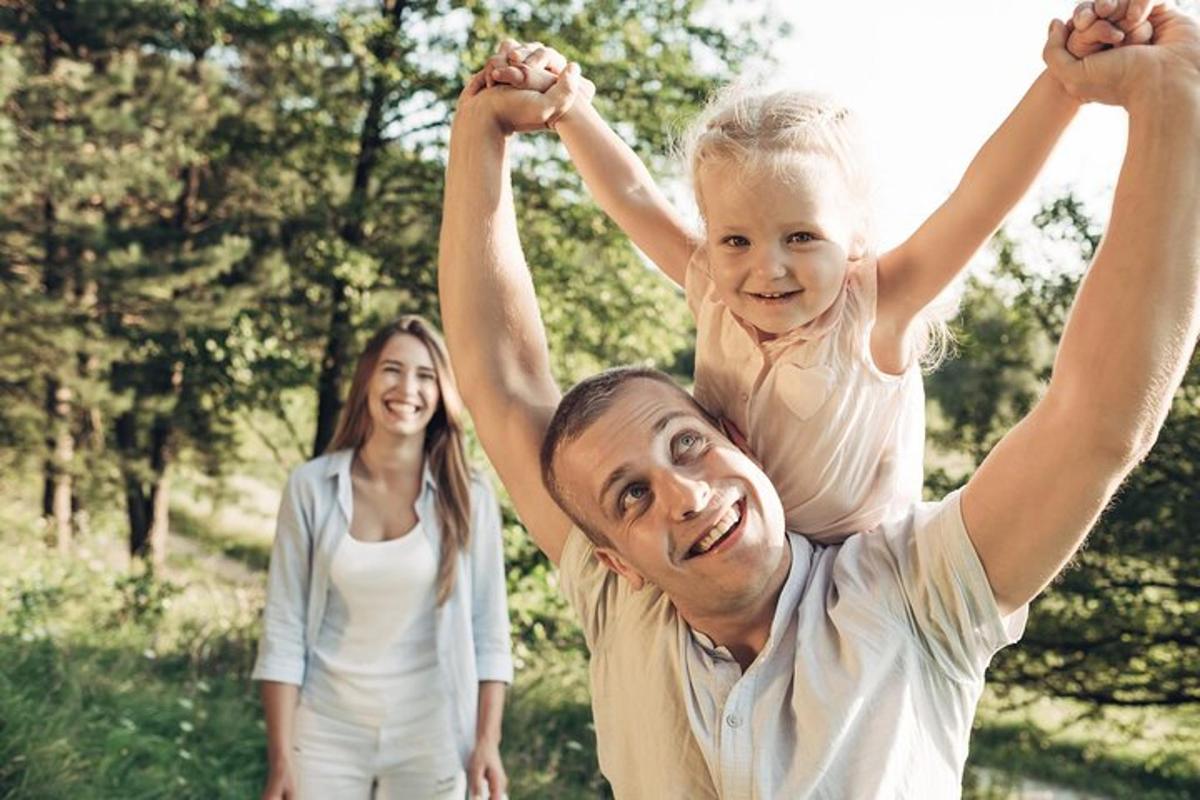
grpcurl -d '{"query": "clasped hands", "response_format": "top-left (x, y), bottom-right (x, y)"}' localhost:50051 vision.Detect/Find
top-left (460, 1), bottom-right (1197, 133)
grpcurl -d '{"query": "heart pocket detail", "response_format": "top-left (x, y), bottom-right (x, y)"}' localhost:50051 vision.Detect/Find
top-left (777, 363), bottom-right (837, 421)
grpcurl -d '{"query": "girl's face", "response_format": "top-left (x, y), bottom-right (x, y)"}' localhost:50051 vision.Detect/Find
top-left (697, 155), bottom-right (858, 338)
top-left (365, 333), bottom-right (441, 440)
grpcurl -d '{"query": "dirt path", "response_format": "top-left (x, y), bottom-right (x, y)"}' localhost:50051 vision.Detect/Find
top-left (167, 532), bottom-right (262, 587)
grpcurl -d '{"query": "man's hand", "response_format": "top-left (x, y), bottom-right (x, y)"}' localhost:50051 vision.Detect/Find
top-left (484, 39), bottom-right (565, 90)
top-left (476, 40), bottom-right (595, 130)
top-left (458, 58), bottom-right (586, 135)
top-left (1046, 4), bottom-right (1200, 107)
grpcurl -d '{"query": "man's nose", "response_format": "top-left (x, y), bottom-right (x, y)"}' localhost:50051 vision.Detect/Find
top-left (660, 471), bottom-right (711, 521)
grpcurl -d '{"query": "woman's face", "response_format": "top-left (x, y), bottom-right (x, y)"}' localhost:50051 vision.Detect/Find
top-left (365, 333), bottom-right (441, 439)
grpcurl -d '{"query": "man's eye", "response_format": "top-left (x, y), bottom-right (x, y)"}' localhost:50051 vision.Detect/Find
top-left (619, 484), bottom-right (649, 512)
top-left (674, 431), bottom-right (704, 457)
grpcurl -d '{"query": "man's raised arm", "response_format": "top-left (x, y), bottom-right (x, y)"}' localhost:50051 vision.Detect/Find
top-left (963, 7), bottom-right (1200, 614)
top-left (438, 69), bottom-right (585, 564)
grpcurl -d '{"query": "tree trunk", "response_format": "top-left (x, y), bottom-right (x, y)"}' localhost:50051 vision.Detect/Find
top-left (40, 188), bottom-right (75, 549)
top-left (116, 410), bottom-right (151, 559)
top-left (312, 298), bottom-right (351, 457)
top-left (145, 414), bottom-right (174, 573)
top-left (42, 380), bottom-right (74, 551)
top-left (310, 66), bottom-right (391, 457)
top-left (117, 361), bottom-right (181, 570)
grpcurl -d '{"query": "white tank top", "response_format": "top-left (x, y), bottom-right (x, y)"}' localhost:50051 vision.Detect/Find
top-left (303, 524), bottom-right (445, 726)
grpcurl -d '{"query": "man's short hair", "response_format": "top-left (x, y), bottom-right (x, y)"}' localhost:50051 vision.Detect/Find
top-left (540, 366), bottom-right (716, 548)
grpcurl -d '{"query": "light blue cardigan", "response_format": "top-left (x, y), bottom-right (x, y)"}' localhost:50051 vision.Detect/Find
top-left (252, 449), bottom-right (514, 762)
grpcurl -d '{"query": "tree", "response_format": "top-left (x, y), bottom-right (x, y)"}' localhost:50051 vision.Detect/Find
top-left (927, 194), bottom-right (1200, 709)
top-left (222, 0), bottom-right (765, 457)
top-left (0, 1), bottom-right (280, 565)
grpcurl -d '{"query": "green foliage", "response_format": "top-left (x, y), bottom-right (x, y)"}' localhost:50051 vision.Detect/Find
top-left (0, 524), bottom-right (263, 798)
top-left (928, 194), bottom-right (1200, 711)
top-left (1, 0), bottom-right (763, 547)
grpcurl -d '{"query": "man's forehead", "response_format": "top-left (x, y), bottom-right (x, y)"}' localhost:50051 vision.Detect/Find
top-left (560, 381), bottom-right (709, 480)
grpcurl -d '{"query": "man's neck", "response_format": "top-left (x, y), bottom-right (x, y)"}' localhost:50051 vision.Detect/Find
top-left (681, 542), bottom-right (793, 671)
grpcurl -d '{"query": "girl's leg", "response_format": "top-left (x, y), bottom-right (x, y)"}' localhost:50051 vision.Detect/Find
top-left (290, 703), bottom-right (376, 800)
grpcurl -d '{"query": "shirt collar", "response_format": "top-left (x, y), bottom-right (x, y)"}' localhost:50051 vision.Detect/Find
top-left (688, 535), bottom-right (814, 662)
top-left (325, 448), bottom-right (438, 518)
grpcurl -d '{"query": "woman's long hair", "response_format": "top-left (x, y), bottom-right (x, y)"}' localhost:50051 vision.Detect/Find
top-left (326, 315), bottom-right (473, 606)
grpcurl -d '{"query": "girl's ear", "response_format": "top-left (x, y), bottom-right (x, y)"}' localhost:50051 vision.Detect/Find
top-left (594, 547), bottom-right (646, 590)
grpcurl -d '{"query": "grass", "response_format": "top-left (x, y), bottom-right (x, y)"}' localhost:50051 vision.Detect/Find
top-left (968, 723), bottom-right (1198, 800)
top-left (4, 475), bottom-right (1199, 799)
top-left (0, 530), bottom-right (264, 798)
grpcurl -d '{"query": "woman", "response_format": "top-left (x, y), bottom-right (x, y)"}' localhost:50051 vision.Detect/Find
top-left (253, 316), bottom-right (513, 800)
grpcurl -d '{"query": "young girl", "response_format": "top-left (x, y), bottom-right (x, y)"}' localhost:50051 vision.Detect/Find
top-left (488, 32), bottom-right (1108, 542)
top-left (253, 316), bottom-right (513, 800)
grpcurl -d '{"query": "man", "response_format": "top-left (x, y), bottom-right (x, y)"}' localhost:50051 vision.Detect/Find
top-left (438, 5), bottom-right (1200, 797)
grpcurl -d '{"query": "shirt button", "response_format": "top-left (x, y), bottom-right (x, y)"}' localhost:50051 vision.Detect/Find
top-left (726, 713), bottom-right (741, 729)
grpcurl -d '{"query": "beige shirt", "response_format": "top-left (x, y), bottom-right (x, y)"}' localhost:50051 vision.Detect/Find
top-left (687, 253), bottom-right (926, 543)
top-left (558, 490), bottom-right (1026, 799)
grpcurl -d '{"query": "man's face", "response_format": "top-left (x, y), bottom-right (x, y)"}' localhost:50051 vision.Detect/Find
top-left (554, 378), bottom-right (789, 617)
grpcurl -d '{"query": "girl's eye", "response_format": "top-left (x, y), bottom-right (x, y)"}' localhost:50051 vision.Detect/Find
top-left (720, 235), bottom-right (750, 248)
top-left (417, 371), bottom-right (436, 382)
top-left (788, 231), bottom-right (816, 244)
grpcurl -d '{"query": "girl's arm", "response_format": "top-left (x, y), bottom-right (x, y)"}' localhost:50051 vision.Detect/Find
top-left (554, 101), bottom-right (697, 287)
top-left (875, 71), bottom-right (1080, 345)
top-left (488, 50), bottom-right (694, 285)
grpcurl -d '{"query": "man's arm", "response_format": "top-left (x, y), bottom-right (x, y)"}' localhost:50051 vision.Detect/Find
top-left (962, 9), bottom-right (1200, 615)
top-left (438, 71), bottom-right (579, 565)
top-left (875, 71), bottom-right (1080, 340)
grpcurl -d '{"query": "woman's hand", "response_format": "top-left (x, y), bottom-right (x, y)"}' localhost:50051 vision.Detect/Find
top-left (260, 758), bottom-right (295, 800)
top-left (467, 738), bottom-right (507, 799)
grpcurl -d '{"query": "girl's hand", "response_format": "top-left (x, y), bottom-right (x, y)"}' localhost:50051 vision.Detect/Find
top-left (260, 760), bottom-right (295, 800)
top-left (467, 739), bottom-right (508, 800)
top-left (481, 40), bottom-right (595, 128)
top-left (485, 39), bottom-right (566, 91)
top-left (1066, 0), bottom-right (1157, 58)
top-left (1046, 4), bottom-right (1200, 107)
top-left (459, 58), bottom-right (590, 135)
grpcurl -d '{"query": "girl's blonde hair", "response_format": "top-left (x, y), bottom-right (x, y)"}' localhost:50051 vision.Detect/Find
top-left (327, 315), bottom-right (473, 606)
top-left (681, 85), bottom-right (952, 368)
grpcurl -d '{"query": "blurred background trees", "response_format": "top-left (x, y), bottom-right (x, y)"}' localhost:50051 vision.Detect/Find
top-left (1, 1), bottom-right (1196, 797)
top-left (0, 0), bottom-right (735, 562)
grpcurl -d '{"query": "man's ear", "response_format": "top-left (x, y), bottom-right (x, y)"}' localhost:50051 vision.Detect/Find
top-left (594, 547), bottom-right (646, 591)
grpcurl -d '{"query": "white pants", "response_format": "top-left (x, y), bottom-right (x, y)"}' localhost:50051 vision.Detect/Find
top-left (292, 703), bottom-right (467, 800)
